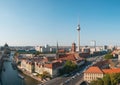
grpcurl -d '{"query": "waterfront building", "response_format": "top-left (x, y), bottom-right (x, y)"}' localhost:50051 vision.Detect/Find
top-left (21, 59), bottom-right (34, 73)
top-left (35, 60), bottom-right (63, 77)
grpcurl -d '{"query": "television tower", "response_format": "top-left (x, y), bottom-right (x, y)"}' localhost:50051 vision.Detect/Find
top-left (77, 23), bottom-right (80, 52)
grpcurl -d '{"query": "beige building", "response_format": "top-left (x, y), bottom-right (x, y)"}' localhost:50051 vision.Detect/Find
top-left (21, 59), bottom-right (34, 73)
top-left (84, 66), bottom-right (120, 83)
top-left (35, 60), bottom-right (63, 77)
top-left (84, 66), bottom-right (104, 83)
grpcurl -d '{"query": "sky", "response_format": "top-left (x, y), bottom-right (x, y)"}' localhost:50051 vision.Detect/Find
top-left (0, 0), bottom-right (120, 46)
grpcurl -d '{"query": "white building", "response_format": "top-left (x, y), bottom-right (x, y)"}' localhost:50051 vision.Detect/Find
top-left (118, 53), bottom-right (120, 61)
top-left (81, 47), bottom-right (90, 53)
top-left (35, 44), bottom-right (53, 53)
top-left (35, 46), bottom-right (41, 52)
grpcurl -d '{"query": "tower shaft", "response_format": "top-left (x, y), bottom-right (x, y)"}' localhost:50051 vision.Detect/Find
top-left (77, 24), bottom-right (80, 52)
top-left (78, 30), bottom-right (80, 52)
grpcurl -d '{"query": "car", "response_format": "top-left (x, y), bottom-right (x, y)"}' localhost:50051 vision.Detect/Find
top-left (64, 80), bottom-right (70, 84)
top-left (63, 74), bottom-right (69, 77)
top-left (71, 76), bottom-right (76, 79)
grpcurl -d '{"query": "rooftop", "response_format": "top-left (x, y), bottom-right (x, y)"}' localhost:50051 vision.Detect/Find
top-left (102, 68), bottom-right (120, 74)
top-left (84, 66), bottom-right (103, 74)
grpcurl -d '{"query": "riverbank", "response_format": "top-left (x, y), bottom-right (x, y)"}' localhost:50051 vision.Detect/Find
top-left (1, 51), bottom-right (40, 85)
top-left (17, 66), bottom-right (43, 82)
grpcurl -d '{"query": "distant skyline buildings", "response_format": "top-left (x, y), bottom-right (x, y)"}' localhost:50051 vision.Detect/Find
top-left (0, 0), bottom-right (120, 46)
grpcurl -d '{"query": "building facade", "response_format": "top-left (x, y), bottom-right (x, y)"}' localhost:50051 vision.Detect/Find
top-left (84, 66), bottom-right (103, 83)
top-left (84, 66), bottom-right (120, 83)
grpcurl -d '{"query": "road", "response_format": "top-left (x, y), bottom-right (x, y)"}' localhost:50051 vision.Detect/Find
top-left (44, 77), bottom-right (69, 85)
top-left (67, 74), bottom-right (84, 85)
top-left (42, 55), bottom-right (105, 85)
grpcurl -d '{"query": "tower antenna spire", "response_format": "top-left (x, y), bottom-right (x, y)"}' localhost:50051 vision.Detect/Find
top-left (78, 16), bottom-right (80, 25)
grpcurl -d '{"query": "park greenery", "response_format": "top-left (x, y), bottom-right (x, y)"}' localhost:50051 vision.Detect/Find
top-left (90, 73), bottom-right (120, 85)
top-left (59, 60), bottom-right (77, 75)
top-left (104, 53), bottom-right (113, 60)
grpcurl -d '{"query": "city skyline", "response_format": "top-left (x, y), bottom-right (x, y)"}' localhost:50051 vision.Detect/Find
top-left (0, 0), bottom-right (120, 46)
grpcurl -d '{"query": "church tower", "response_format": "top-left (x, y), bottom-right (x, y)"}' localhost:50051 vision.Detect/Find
top-left (71, 42), bottom-right (76, 53)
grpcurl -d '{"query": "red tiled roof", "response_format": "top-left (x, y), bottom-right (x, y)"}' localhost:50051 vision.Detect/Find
top-left (102, 68), bottom-right (120, 74)
top-left (59, 54), bottom-right (77, 61)
top-left (44, 61), bottom-right (63, 69)
top-left (84, 66), bottom-right (103, 74)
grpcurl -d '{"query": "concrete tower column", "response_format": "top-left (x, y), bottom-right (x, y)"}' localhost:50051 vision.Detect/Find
top-left (77, 24), bottom-right (80, 52)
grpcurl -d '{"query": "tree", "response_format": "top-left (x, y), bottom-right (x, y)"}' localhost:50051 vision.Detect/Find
top-left (90, 78), bottom-right (103, 85)
top-left (104, 54), bottom-right (113, 59)
top-left (110, 73), bottom-right (120, 85)
top-left (97, 78), bottom-right (104, 85)
top-left (63, 60), bottom-right (77, 73)
top-left (90, 80), bottom-right (97, 85)
top-left (90, 73), bottom-right (120, 85)
top-left (103, 74), bottom-right (111, 85)
top-left (37, 71), bottom-right (51, 80)
top-left (43, 71), bottom-right (51, 78)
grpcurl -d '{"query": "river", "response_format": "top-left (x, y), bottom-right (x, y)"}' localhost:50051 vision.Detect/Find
top-left (1, 52), bottom-right (40, 85)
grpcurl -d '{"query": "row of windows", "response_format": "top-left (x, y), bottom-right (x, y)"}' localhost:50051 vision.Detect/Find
top-left (85, 73), bottom-right (102, 76)
top-left (85, 77), bottom-right (97, 80)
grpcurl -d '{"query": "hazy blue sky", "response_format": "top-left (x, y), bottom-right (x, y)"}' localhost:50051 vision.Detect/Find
top-left (0, 0), bottom-right (120, 46)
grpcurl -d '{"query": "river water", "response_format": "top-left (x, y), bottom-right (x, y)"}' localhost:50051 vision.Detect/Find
top-left (1, 52), bottom-right (40, 85)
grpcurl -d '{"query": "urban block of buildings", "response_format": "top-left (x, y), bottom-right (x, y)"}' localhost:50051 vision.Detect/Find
top-left (84, 66), bottom-right (120, 83)
top-left (16, 43), bottom-right (85, 78)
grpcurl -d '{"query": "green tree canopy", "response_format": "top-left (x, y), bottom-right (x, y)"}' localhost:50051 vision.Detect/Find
top-left (97, 78), bottom-right (104, 85)
top-left (59, 60), bottom-right (77, 75)
top-left (103, 74), bottom-right (111, 85)
top-left (90, 73), bottom-right (120, 85)
top-left (64, 60), bottom-right (77, 73)
top-left (90, 80), bottom-right (97, 85)
top-left (104, 54), bottom-right (113, 59)
top-left (110, 73), bottom-right (120, 85)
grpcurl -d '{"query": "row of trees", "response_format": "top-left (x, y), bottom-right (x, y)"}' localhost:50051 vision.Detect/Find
top-left (90, 73), bottom-right (120, 85)
top-left (59, 60), bottom-right (77, 75)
